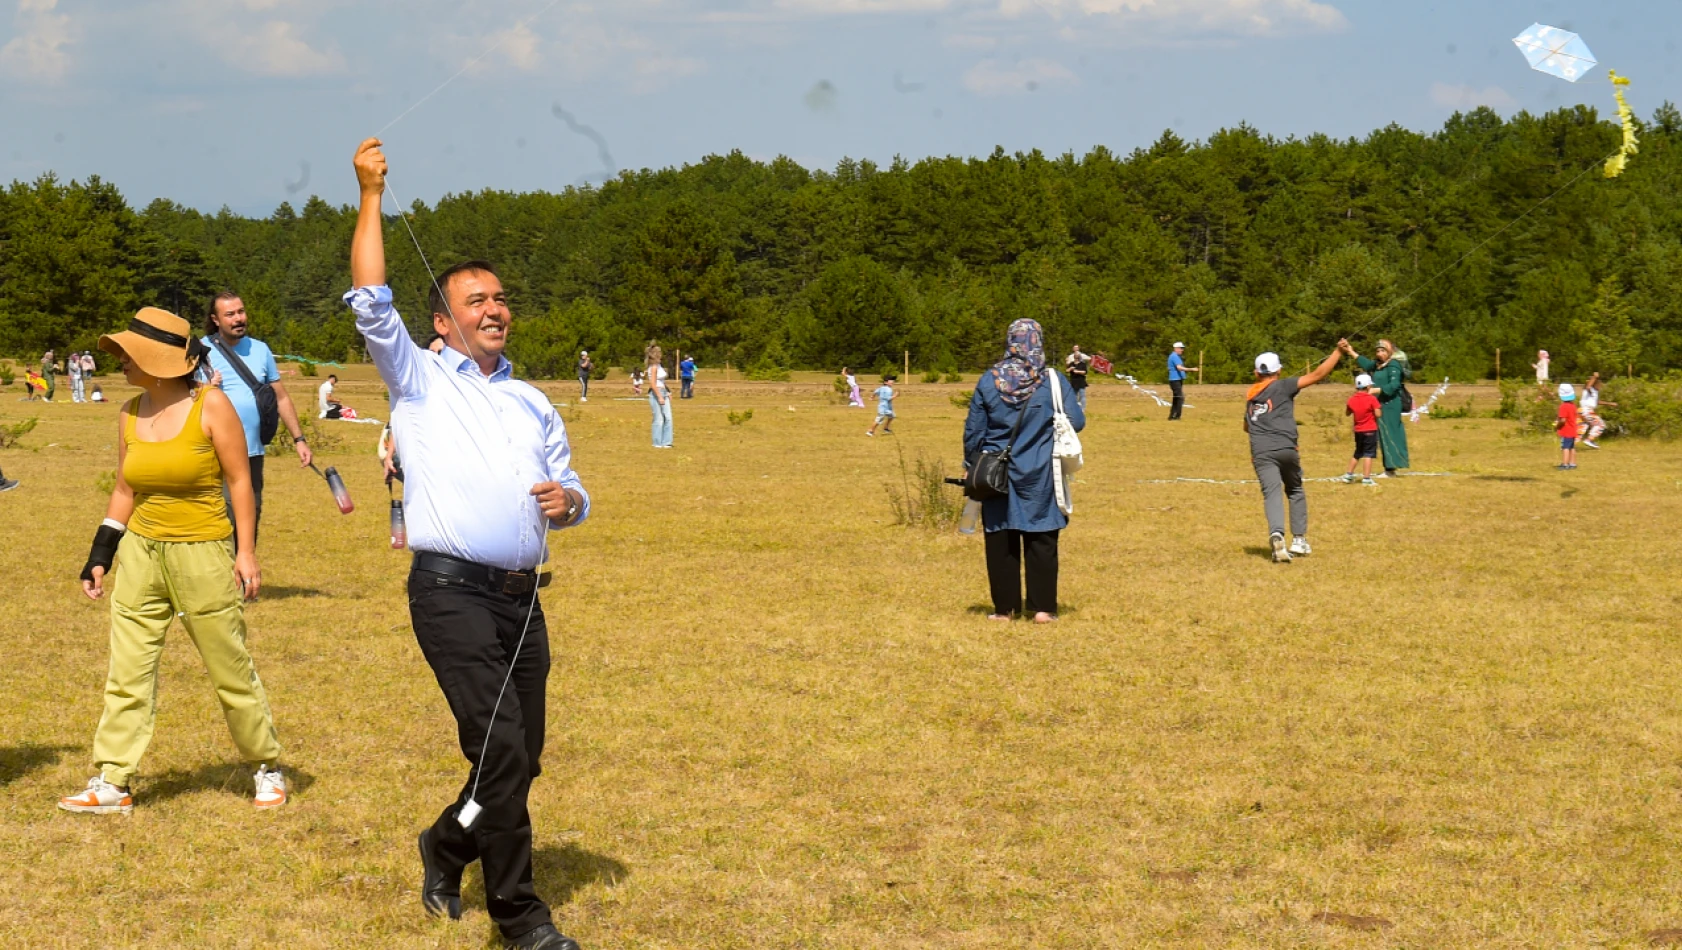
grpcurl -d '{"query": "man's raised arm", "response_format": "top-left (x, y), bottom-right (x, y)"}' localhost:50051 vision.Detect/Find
top-left (351, 138), bottom-right (387, 289)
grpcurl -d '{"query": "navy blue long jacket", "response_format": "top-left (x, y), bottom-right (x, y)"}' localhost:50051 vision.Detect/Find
top-left (962, 369), bottom-right (1086, 534)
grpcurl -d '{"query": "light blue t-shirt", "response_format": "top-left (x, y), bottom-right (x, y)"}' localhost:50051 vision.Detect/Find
top-left (875, 385), bottom-right (895, 417)
top-left (1168, 351), bottom-right (1187, 381)
top-left (201, 335), bottom-right (281, 456)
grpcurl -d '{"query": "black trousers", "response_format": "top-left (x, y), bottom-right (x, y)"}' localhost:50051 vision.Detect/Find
top-left (578, 375), bottom-right (589, 399)
top-left (223, 454), bottom-right (266, 550)
top-left (681, 378), bottom-right (694, 398)
top-left (984, 529), bottom-right (1060, 616)
top-left (407, 568), bottom-right (553, 939)
top-left (1168, 379), bottom-right (1185, 419)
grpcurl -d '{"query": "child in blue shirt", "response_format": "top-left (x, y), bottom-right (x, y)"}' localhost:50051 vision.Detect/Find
top-left (866, 375), bottom-right (897, 436)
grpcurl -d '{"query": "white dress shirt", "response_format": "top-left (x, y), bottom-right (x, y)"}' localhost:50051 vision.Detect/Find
top-left (345, 285), bottom-right (589, 570)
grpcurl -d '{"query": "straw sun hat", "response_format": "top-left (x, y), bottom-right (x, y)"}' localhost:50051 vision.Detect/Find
top-left (98, 307), bottom-right (209, 379)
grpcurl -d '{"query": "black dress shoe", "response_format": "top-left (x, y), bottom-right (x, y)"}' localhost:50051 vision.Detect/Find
top-left (506, 923), bottom-right (582, 949)
top-left (418, 828), bottom-right (462, 920)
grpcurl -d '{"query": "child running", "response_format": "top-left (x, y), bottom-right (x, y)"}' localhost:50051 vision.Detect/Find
top-left (1579, 372), bottom-right (1614, 448)
top-left (1555, 383), bottom-right (1579, 470)
top-left (1341, 374), bottom-right (1381, 485)
top-left (866, 374), bottom-right (897, 436)
top-left (1245, 344), bottom-right (1346, 563)
top-left (843, 366), bottom-right (864, 408)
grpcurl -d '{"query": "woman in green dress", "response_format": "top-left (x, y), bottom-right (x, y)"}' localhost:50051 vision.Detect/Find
top-left (1340, 338), bottom-right (1409, 474)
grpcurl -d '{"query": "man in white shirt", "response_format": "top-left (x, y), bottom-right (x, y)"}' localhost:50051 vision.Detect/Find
top-left (317, 374), bottom-right (339, 418)
top-left (348, 138), bottom-right (587, 950)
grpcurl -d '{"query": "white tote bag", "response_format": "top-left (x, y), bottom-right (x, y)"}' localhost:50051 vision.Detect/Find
top-left (1048, 370), bottom-right (1083, 515)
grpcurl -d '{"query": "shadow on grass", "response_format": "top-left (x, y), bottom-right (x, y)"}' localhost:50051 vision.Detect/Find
top-left (1242, 546), bottom-right (1275, 560)
top-left (0, 743), bottom-right (75, 789)
top-left (462, 842), bottom-right (629, 910)
top-left (140, 762), bottom-right (317, 804)
top-left (1471, 474), bottom-right (1539, 483)
top-left (259, 585), bottom-right (330, 600)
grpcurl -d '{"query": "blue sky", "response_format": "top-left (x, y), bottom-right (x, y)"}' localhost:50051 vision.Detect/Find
top-left (2, 0), bottom-right (1675, 216)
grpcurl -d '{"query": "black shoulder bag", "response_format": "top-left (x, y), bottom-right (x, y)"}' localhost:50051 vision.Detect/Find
top-left (962, 389), bottom-right (1031, 501)
top-left (210, 336), bottom-right (280, 445)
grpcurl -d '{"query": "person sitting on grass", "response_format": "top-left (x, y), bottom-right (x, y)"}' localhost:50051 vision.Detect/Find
top-left (1341, 374), bottom-right (1381, 485)
top-left (90, 383), bottom-right (106, 403)
top-left (867, 374), bottom-right (897, 436)
top-left (1555, 383), bottom-right (1579, 471)
top-left (61, 306), bottom-right (285, 816)
top-left (1245, 344), bottom-right (1347, 563)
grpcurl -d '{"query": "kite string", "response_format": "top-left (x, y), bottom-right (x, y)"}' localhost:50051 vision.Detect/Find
top-left (375, 0), bottom-right (568, 137)
top-left (1344, 147), bottom-right (1623, 344)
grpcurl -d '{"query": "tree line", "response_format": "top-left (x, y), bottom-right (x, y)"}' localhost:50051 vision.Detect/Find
top-left (3, 102), bottom-right (1680, 383)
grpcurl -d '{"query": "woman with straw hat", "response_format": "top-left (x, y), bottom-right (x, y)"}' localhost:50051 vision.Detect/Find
top-left (58, 307), bottom-right (286, 815)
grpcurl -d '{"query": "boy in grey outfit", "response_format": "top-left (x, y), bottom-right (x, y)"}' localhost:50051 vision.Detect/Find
top-left (1244, 344), bottom-right (1346, 563)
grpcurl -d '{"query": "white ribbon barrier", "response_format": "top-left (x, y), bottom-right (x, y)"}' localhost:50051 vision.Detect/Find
top-left (1137, 472), bottom-right (1455, 485)
top-left (1407, 377), bottom-right (1452, 422)
top-left (1115, 374), bottom-right (1191, 409)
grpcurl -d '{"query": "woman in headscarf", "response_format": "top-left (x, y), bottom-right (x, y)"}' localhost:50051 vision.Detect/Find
top-left (1340, 338), bottom-right (1410, 475)
top-left (60, 307), bottom-right (284, 815)
top-left (963, 318), bottom-right (1085, 623)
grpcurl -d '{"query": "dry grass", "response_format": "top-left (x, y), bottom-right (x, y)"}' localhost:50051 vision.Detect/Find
top-left (3, 371), bottom-right (1682, 948)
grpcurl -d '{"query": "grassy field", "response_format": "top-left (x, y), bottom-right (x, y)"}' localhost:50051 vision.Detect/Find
top-left (3, 368), bottom-right (1682, 949)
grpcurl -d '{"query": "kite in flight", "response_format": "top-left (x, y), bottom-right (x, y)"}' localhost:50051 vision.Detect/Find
top-left (1511, 23), bottom-right (1638, 177)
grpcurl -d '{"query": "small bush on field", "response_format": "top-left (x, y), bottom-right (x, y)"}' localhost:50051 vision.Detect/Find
top-left (0, 363), bottom-right (14, 386)
top-left (1, 417), bottom-right (39, 448)
top-left (884, 445), bottom-right (964, 530)
top-left (1603, 379), bottom-right (1682, 440)
top-left (727, 410), bottom-right (754, 426)
top-left (949, 392), bottom-right (972, 409)
top-left (268, 415), bottom-right (342, 456)
top-left (95, 470), bottom-right (116, 494)
top-left (1432, 398), bottom-right (1476, 419)
top-left (943, 372), bottom-right (963, 383)
top-left (1498, 381), bottom-right (1558, 435)
top-left (296, 361), bottom-right (319, 378)
top-left (922, 370), bottom-right (941, 383)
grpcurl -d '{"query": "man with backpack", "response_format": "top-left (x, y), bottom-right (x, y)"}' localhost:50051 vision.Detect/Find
top-left (201, 292), bottom-right (313, 544)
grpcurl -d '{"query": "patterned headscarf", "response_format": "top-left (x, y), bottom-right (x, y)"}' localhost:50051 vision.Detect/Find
top-left (992, 318), bottom-right (1046, 407)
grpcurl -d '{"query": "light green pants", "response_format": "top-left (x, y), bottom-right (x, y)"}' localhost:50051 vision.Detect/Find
top-left (92, 533), bottom-right (282, 787)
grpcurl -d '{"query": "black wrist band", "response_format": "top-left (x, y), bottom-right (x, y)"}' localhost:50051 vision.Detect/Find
top-left (293, 436), bottom-right (306, 444)
top-left (81, 524), bottom-right (124, 582)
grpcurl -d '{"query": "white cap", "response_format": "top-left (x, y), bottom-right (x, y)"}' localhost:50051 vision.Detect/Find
top-left (581, 350), bottom-right (588, 355)
top-left (1173, 342), bottom-right (1185, 349)
top-left (1558, 382), bottom-right (1575, 400)
top-left (1355, 373), bottom-right (1373, 389)
top-left (1254, 352), bottom-right (1282, 374)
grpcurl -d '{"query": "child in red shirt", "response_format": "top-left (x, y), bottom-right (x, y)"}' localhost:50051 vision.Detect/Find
top-left (1555, 383), bottom-right (1579, 470)
top-left (1341, 374), bottom-right (1382, 485)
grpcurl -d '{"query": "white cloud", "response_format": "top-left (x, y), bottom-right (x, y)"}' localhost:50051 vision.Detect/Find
top-left (1, 0), bottom-right (77, 82)
top-left (773, 0), bottom-right (952, 11)
top-left (962, 57), bottom-right (1076, 95)
top-left (996, 0), bottom-right (1346, 33)
top-left (219, 19), bottom-right (343, 77)
top-left (1429, 82), bottom-right (1515, 110)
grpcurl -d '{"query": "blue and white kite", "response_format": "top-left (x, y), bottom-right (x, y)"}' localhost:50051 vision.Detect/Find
top-left (1512, 23), bottom-right (1597, 82)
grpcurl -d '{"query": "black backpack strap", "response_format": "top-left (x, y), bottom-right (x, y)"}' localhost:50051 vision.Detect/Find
top-left (210, 335), bottom-right (265, 390)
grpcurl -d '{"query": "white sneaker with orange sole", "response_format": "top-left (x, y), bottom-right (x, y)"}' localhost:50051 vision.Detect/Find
top-left (253, 765), bottom-right (287, 809)
top-left (58, 776), bottom-right (133, 815)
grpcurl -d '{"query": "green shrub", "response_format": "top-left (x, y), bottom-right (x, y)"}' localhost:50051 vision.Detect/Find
top-left (949, 392), bottom-right (972, 409)
top-left (922, 370), bottom-right (941, 383)
top-left (297, 361), bottom-right (319, 377)
top-left (1602, 379), bottom-right (1682, 440)
top-left (1498, 380), bottom-right (1557, 435)
top-left (95, 470), bottom-right (116, 494)
top-left (1431, 398), bottom-right (1476, 419)
top-left (0, 417), bottom-right (38, 448)
top-left (943, 372), bottom-right (963, 383)
top-left (727, 409), bottom-right (754, 426)
top-left (0, 363), bottom-right (14, 386)
top-left (884, 445), bottom-right (964, 530)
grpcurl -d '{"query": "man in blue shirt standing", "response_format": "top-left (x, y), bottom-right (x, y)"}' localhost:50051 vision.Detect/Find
top-left (1167, 342), bottom-right (1199, 421)
top-left (202, 293), bottom-right (313, 544)
top-left (349, 137), bottom-right (589, 950)
top-left (679, 355), bottom-right (696, 399)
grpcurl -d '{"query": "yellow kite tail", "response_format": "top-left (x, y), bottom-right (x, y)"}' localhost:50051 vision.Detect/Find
top-left (1605, 70), bottom-right (1640, 178)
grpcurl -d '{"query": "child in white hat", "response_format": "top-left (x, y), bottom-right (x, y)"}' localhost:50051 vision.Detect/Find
top-left (1341, 374), bottom-right (1381, 485)
top-left (1555, 383), bottom-right (1579, 470)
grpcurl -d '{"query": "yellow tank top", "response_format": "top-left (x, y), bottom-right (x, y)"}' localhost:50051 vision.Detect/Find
top-left (123, 391), bottom-right (232, 543)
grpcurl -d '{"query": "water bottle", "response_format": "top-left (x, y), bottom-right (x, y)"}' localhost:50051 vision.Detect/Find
top-left (389, 499), bottom-right (407, 549)
top-left (958, 498), bottom-right (982, 535)
top-left (324, 466), bottom-right (354, 514)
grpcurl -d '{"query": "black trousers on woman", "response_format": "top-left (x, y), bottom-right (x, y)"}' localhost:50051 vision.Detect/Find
top-left (407, 567), bottom-right (554, 940)
top-left (985, 528), bottom-right (1060, 616)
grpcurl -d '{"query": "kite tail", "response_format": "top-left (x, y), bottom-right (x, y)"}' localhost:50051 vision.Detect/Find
top-left (1605, 71), bottom-right (1640, 178)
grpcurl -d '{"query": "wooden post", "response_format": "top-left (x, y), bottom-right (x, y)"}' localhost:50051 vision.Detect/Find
top-left (1198, 350), bottom-right (1204, 385)
top-left (1495, 348), bottom-right (1500, 381)
top-left (904, 350), bottom-right (910, 381)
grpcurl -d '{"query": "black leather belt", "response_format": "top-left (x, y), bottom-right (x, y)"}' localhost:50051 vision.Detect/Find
top-left (412, 552), bottom-right (550, 596)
